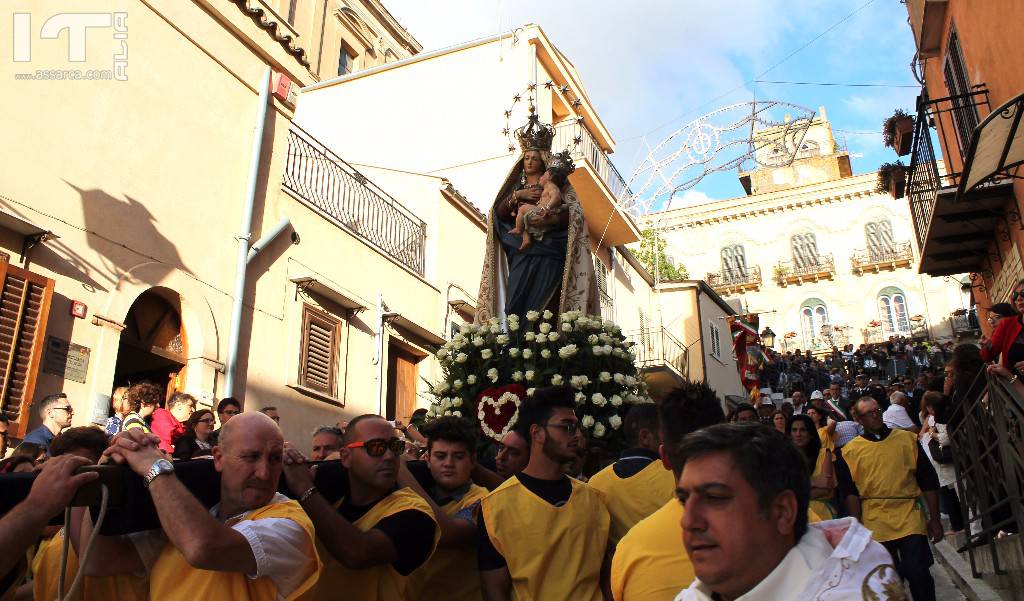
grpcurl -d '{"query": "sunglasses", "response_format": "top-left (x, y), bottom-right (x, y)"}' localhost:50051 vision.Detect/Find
top-left (544, 422), bottom-right (582, 435)
top-left (53, 406), bottom-right (74, 413)
top-left (1013, 291), bottom-right (1024, 300)
top-left (346, 437), bottom-right (405, 457)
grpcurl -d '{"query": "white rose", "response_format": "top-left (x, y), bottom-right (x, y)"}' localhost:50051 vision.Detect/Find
top-left (593, 422), bottom-right (606, 438)
top-left (526, 310), bottom-right (540, 321)
top-left (551, 374), bottom-right (564, 386)
top-left (523, 349), bottom-right (534, 359)
top-left (453, 379), bottom-right (463, 390)
top-left (453, 398), bottom-right (463, 407)
top-left (527, 387), bottom-right (536, 396)
top-left (610, 394), bottom-right (623, 407)
top-left (481, 348), bottom-right (494, 360)
top-left (609, 414), bottom-right (622, 429)
top-left (467, 374), bottom-right (477, 384)
top-left (613, 373), bottom-right (625, 384)
top-left (525, 370), bottom-right (535, 381)
top-left (453, 410), bottom-right (462, 417)
top-left (599, 333), bottom-right (611, 343)
top-left (508, 320), bottom-right (520, 331)
top-left (437, 348), bottom-right (449, 359)
top-left (512, 370), bottom-right (524, 381)
top-left (496, 334), bottom-right (510, 345)
top-left (539, 322), bottom-right (552, 334)
top-left (543, 310), bottom-right (554, 320)
top-left (625, 376), bottom-right (637, 386)
top-left (588, 334), bottom-right (599, 344)
top-left (487, 368), bottom-right (499, 382)
top-left (561, 322), bottom-right (574, 332)
top-left (547, 332), bottom-right (560, 342)
top-left (581, 415), bottom-right (595, 427)
top-left (434, 382), bottom-right (450, 394)
top-left (541, 349), bottom-right (552, 359)
top-left (473, 336), bottom-right (485, 347)
top-left (489, 324), bottom-right (500, 334)
top-left (455, 353), bottom-right (468, 363)
top-left (488, 317), bottom-right (500, 327)
top-left (603, 344), bottom-right (613, 355)
top-left (575, 392), bottom-right (586, 404)
top-left (599, 371), bottom-right (612, 383)
top-left (525, 332), bottom-right (536, 342)
top-left (509, 347), bottom-right (521, 358)
top-left (592, 346), bottom-right (604, 356)
top-left (558, 345), bottom-right (578, 359)
top-left (444, 410), bottom-right (452, 416)
top-left (592, 393), bottom-right (607, 407)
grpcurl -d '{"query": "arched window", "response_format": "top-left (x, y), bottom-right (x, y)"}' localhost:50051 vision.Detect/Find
top-left (790, 232), bottom-right (819, 269)
top-left (720, 245), bottom-right (747, 282)
top-left (800, 298), bottom-right (829, 349)
top-left (878, 286), bottom-right (911, 335)
top-left (865, 220), bottom-right (895, 257)
top-left (797, 140), bottom-right (820, 158)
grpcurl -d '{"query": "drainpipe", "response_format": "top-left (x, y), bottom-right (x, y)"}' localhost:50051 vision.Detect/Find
top-left (374, 294), bottom-right (399, 416)
top-left (224, 66), bottom-right (273, 398)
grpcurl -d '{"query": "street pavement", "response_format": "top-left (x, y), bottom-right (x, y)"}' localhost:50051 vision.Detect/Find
top-left (933, 563), bottom-right (966, 601)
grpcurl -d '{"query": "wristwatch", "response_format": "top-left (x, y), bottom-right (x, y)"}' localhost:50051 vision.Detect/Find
top-left (144, 458), bottom-right (175, 488)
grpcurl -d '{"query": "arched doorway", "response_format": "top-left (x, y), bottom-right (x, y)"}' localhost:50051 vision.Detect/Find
top-left (113, 289), bottom-right (188, 396)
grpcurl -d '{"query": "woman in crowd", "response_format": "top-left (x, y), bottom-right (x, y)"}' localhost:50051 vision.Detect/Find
top-left (979, 279), bottom-right (1024, 368)
top-left (172, 409), bottom-right (216, 460)
top-left (943, 344), bottom-right (985, 428)
top-left (120, 381), bottom-right (162, 433)
top-left (771, 409), bottom-right (787, 434)
top-left (805, 406), bottom-right (837, 454)
top-left (919, 391), bottom-right (964, 534)
top-left (788, 414), bottom-right (836, 520)
top-left (104, 386), bottom-right (129, 436)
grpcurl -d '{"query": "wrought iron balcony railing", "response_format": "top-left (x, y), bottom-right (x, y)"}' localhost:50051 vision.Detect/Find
top-left (906, 88), bottom-right (991, 252)
top-left (283, 126), bottom-right (427, 275)
top-left (850, 242), bottom-right (915, 273)
top-left (554, 121), bottom-right (632, 202)
top-left (705, 265), bottom-right (762, 294)
top-left (950, 307), bottom-right (981, 335)
top-left (774, 254), bottom-right (835, 286)
top-left (626, 327), bottom-right (688, 377)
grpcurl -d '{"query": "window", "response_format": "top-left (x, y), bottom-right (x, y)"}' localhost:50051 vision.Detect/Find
top-left (865, 220), bottom-right (895, 257)
top-left (720, 245), bottom-right (747, 282)
top-left (338, 44), bottom-right (356, 76)
top-left (878, 287), bottom-right (911, 335)
top-left (0, 260), bottom-right (54, 438)
top-left (709, 322), bottom-right (723, 359)
top-left (299, 305), bottom-right (340, 396)
top-left (797, 141), bottom-right (820, 158)
top-left (943, 27), bottom-right (979, 155)
top-left (790, 232), bottom-right (819, 269)
top-left (799, 298), bottom-right (829, 349)
top-left (594, 256), bottom-right (613, 319)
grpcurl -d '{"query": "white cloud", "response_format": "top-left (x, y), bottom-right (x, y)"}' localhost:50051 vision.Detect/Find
top-left (667, 189), bottom-right (713, 209)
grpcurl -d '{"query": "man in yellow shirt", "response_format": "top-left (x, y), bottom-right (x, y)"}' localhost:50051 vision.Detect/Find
top-left (283, 414), bottom-right (438, 601)
top-left (836, 397), bottom-right (943, 601)
top-left (610, 381), bottom-right (725, 601)
top-left (589, 404), bottom-right (674, 546)
top-left (81, 411), bottom-right (321, 601)
top-left (477, 386), bottom-right (611, 601)
top-left (406, 416), bottom-right (488, 601)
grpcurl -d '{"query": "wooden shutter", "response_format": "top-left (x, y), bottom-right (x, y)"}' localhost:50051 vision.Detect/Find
top-left (299, 305), bottom-right (339, 396)
top-left (0, 260), bottom-right (54, 438)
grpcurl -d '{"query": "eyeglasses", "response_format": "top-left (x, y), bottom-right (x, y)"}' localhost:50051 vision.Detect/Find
top-left (346, 437), bottom-right (405, 457)
top-left (197, 418), bottom-right (215, 424)
top-left (860, 408), bottom-right (883, 417)
top-left (53, 406), bottom-right (74, 413)
top-left (544, 422), bottom-right (582, 435)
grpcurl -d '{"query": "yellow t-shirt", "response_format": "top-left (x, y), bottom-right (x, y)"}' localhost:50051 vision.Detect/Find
top-left (610, 499), bottom-right (691, 601)
top-left (149, 499), bottom-right (320, 601)
top-left (405, 484), bottom-right (489, 601)
top-left (817, 426), bottom-right (836, 453)
top-left (301, 487), bottom-right (439, 601)
top-left (32, 529), bottom-right (148, 601)
top-left (481, 476), bottom-right (609, 601)
top-left (843, 429), bottom-right (927, 542)
top-left (588, 459), bottom-right (675, 546)
top-left (810, 447), bottom-right (837, 520)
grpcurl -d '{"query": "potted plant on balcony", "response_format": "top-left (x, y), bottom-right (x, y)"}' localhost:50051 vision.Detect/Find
top-left (883, 109), bottom-right (915, 156)
top-left (877, 161), bottom-right (906, 199)
top-left (773, 264), bottom-right (790, 286)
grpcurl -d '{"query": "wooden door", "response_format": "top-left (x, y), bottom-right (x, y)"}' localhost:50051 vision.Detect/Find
top-left (386, 343), bottom-right (418, 423)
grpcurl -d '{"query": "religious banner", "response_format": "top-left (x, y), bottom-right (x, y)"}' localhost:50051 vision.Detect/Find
top-left (728, 314), bottom-right (765, 398)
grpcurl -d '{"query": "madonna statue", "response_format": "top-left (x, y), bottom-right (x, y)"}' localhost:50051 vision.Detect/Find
top-left (476, 114), bottom-right (599, 323)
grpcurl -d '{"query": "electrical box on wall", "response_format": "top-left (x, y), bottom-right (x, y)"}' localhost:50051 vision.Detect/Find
top-left (70, 300), bottom-right (87, 319)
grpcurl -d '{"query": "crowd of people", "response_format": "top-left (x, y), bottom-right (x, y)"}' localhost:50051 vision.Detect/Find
top-left (7, 289), bottom-right (1022, 601)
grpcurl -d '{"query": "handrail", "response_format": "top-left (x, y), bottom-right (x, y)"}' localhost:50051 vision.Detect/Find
top-left (947, 369), bottom-right (1024, 577)
top-left (626, 327), bottom-right (688, 376)
top-left (850, 242), bottom-right (914, 270)
top-left (776, 253), bottom-right (835, 280)
top-left (706, 265), bottom-right (762, 289)
top-left (553, 121), bottom-right (633, 201)
top-left (283, 125), bottom-right (427, 275)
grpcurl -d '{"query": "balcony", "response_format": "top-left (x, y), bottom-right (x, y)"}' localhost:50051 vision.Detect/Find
top-left (906, 89), bottom-right (1016, 277)
top-left (626, 327), bottom-right (688, 401)
top-left (905, 0), bottom-right (948, 58)
top-left (950, 307), bottom-right (981, 336)
top-left (283, 126), bottom-right (427, 276)
top-left (553, 120), bottom-right (640, 246)
top-left (850, 242), bottom-right (914, 274)
top-left (774, 255), bottom-right (835, 287)
top-left (705, 265), bottom-right (762, 296)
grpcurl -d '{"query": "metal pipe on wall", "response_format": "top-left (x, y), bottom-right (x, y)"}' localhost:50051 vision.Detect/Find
top-left (225, 66), bottom-right (272, 398)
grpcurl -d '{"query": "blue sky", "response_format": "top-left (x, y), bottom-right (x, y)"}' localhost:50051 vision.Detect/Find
top-left (384, 0), bottom-right (920, 207)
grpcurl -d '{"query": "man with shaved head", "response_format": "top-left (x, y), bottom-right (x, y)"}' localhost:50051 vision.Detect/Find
top-left (283, 413), bottom-right (439, 601)
top-left (79, 411), bottom-right (322, 601)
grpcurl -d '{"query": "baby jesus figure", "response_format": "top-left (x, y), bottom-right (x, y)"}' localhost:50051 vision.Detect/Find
top-left (509, 161), bottom-right (572, 251)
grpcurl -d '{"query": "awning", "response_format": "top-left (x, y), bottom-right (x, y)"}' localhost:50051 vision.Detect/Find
top-left (960, 91), bottom-right (1024, 194)
top-left (289, 275), bottom-right (368, 313)
top-left (391, 314), bottom-right (446, 347)
top-left (0, 208), bottom-right (55, 239)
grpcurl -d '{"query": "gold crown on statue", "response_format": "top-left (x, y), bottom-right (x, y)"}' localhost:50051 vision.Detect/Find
top-left (546, 150), bottom-right (576, 179)
top-left (515, 112), bottom-right (555, 152)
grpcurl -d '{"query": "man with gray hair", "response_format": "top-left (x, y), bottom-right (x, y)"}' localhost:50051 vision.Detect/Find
top-left (310, 425), bottom-right (344, 461)
top-left (883, 392), bottom-right (918, 433)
